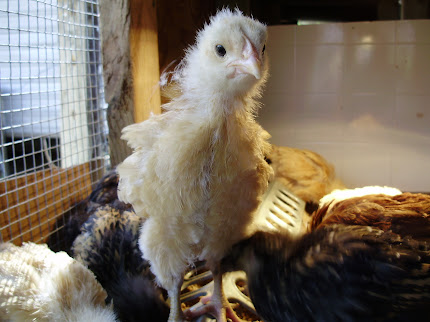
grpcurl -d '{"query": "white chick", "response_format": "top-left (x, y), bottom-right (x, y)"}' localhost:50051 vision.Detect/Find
top-left (117, 8), bottom-right (272, 322)
top-left (0, 242), bottom-right (117, 322)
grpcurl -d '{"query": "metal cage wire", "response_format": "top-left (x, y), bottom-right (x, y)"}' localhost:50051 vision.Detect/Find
top-left (0, 0), bottom-right (109, 246)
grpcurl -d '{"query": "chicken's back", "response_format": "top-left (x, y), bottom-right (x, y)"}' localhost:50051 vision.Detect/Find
top-left (311, 192), bottom-right (430, 241)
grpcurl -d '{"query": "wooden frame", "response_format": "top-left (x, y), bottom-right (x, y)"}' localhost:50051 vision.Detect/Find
top-left (130, 0), bottom-right (162, 123)
top-left (0, 163), bottom-right (92, 245)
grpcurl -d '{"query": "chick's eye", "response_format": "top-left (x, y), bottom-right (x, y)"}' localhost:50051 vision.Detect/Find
top-left (262, 44), bottom-right (266, 55)
top-left (215, 44), bottom-right (226, 57)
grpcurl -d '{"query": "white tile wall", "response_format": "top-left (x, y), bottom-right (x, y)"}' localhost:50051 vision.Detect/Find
top-left (259, 20), bottom-right (430, 192)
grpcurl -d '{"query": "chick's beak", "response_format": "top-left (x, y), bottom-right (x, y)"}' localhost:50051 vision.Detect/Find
top-left (228, 36), bottom-right (262, 80)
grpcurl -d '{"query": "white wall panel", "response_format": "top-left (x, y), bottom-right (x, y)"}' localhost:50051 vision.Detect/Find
top-left (259, 20), bottom-right (430, 192)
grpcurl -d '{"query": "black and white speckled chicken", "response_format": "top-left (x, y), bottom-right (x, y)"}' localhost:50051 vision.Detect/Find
top-left (72, 204), bottom-right (170, 322)
top-left (221, 224), bottom-right (430, 322)
top-left (48, 169), bottom-right (131, 254)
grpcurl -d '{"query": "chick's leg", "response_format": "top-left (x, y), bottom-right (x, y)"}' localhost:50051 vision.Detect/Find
top-left (139, 219), bottom-right (187, 322)
top-left (168, 277), bottom-right (185, 322)
top-left (184, 264), bottom-right (243, 322)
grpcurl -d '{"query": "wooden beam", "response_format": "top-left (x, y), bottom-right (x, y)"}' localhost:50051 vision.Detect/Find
top-left (130, 0), bottom-right (161, 123)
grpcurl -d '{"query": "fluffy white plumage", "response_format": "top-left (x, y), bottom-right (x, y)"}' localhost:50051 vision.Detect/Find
top-left (0, 242), bottom-right (117, 322)
top-left (117, 8), bottom-right (272, 322)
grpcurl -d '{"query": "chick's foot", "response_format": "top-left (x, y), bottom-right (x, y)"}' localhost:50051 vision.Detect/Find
top-left (184, 295), bottom-right (243, 322)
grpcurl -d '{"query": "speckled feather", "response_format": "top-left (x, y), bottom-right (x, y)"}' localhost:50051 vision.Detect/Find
top-left (72, 206), bottom-right (169, 322)
top-left (72, 205), bottom-right (147, 281)
top-left (48, 169), bottom-right (132, 254)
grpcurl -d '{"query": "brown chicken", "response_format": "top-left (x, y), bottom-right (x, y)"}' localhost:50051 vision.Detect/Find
top-left (310, 186), bottom-right (430, 241)
top-left (266, 145), bottom-right (345, 214)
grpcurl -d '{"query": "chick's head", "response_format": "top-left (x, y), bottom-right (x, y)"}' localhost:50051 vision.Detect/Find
top-left (183, 9), bottom-right (268, 98)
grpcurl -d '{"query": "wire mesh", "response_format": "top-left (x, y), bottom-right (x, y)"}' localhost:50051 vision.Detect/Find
top-left (0, 0), bottom-right (109, 246)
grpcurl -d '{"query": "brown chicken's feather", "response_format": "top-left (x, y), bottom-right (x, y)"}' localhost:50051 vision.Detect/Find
top-left (267, 145), bottom-right (345, 205)
top-left (311, 192), bottom-right (430, 241)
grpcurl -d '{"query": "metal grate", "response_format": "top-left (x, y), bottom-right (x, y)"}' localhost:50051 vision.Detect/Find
top-left (0, 0), bottom-right (109, 246)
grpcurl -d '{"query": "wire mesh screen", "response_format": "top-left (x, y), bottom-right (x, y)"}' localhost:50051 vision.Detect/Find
top-left (0, 0), bottom-right (109, 246)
